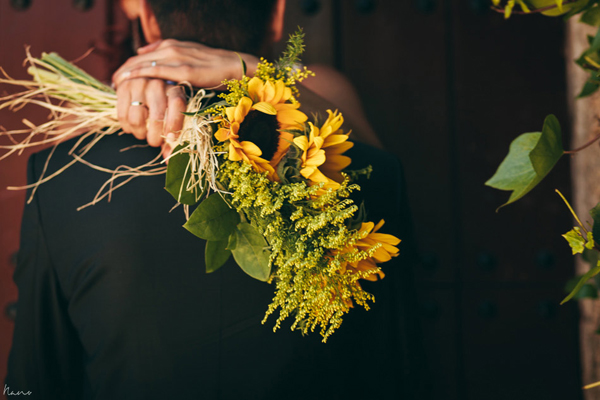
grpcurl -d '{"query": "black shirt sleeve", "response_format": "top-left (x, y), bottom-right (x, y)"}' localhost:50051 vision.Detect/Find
top-left (5, 153), bottom-right (84, 400)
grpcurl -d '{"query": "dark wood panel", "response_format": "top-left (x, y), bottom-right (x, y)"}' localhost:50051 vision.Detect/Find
top-left (274, 0), bottom-right (335, 66)
top-left (451, 3), bottom-right (574, 285)
top-left (461, 286), bottom-right (581, 400)
top-left (338, 0), bottom-right (455, 283)
top-left (417, 286), bottom-right (461, 399)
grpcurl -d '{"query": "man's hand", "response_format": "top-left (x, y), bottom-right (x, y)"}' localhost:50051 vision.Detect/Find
top-left (115, 78), bottom-right (186, 155)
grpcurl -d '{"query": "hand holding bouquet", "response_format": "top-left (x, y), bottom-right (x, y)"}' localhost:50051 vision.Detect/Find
top-left (0, 31), bottom-right (401, 341)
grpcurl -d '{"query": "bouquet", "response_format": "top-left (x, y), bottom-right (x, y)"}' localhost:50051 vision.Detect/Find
top-left (0, 31), bottom-right (400, 341)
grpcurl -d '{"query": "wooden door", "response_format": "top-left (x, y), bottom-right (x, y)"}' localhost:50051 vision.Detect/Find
top-left (284, 0), bottom-right (581, 398)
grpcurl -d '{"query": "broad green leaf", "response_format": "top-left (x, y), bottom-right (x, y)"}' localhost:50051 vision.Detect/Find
top-left (530, 115), bottom-right (563, 176)
top-left (562, 227), bottom-right (586, 254)
top-left (581, 5), bottom-right (600, 26)
top-left (184, 194), bottom-right (240, 241)
top-left (205, 239), bottom-right (231, 273)
top-left (230, 222), bottom-right (271, 282)
top-left (165, 144), bottom-right (202, 205)
top-left (563, 261), bottom-right (600, 304)
top-left (486, 115), bottom-right (564, 209)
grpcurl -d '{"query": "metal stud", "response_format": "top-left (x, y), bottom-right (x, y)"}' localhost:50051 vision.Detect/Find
top-left (10, 0), bottom-right (31, 11)
top-left (73, 0), bottom-right (93, 12)
top-left (300, 0), bottom-right (320, 16)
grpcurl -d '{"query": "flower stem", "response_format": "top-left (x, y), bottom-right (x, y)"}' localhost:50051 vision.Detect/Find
top-left (555, 189), bottom-right (588, 234)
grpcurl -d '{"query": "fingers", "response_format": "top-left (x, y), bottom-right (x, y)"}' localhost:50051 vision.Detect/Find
top-left (136, 40), bottom-right (161, 55)
top-left (125, 78), bottom-right (149, 140)
top-left (165, 85), bottom-right (186, 134)
top-left (145, 79), bottom-right (168, 147)
top-left (115, 64), bottom-right (192, 88)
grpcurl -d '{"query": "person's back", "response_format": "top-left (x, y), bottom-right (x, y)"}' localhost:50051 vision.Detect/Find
top-left (7, 132), bottom-right (419, 399)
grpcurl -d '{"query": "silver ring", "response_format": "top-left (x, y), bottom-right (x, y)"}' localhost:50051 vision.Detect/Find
top-left (130, 101), bottom-right (144, 106)
top-left (151, 60), bottom-right (157, 67)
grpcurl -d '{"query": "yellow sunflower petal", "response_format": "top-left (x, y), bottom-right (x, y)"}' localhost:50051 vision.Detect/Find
top-left (240, 140), bottom-right (263, 157)
top-left (229, 143), bottom-right (243, 161)
top-left (235, 97), bottom-right (253, 122)
top-left (324, 141), bottom-right (354, 154)
top-left (293, 136), bottom-right (309, 151)
top-left (277, 109), bottom-right (308, 127)
top-left (247, 77), bottom-right (264, 102)
top-left (323, 134), bottom-right (350, 147)
top-left (271, 80), bottom-right (286, 104)
top-left (225, 106), bottom-right (236, 122)
top-left (322, 154), bottom-right (352, 171)
top-left (305, 149), bottom-right (326, 167)
top-left (252, 101), bottom-right (277, 115)
top-left (374, 219), bottom-right (386, 232)
top-left (215, 127), bottom-right (231, 142)
top-left (369, 232), bottom-right (401, 247)
top-left (263, 80), bottom-right (276, 103)
top-left (281, 86), bottom-right (292, 102)
top-left (271, 132), bottom-right (294, 167)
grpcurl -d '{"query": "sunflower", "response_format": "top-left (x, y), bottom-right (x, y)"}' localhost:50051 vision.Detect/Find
top-left (293, 110), bottom-right (353, 188)
top-left (214, 77), bottom-right (308, 175)
top-left (336, 220), bottom-right (400, 281)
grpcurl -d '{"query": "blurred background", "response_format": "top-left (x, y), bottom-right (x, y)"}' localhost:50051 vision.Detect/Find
top-left (0, 0), bottom-right (583, 399)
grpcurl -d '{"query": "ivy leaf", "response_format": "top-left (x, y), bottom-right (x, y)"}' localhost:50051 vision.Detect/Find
top-left (562, 227), bottom-right (586, 255)
top-left (486, 115), bottom-right (564, 209)
top-left (165, 144), bottom-right (202, 205)
top-left (565, 276), bottom-right (598, 299)
top-left (562, 260), bottom-right (600, 304)
top-left (184, 194), bottom-right (240, 241)
top-left (578, 79), bottom-right (600, 98)
top-left (587, 231), bottom-right (596, 250)
top-left (581, 5), bottom-right (600, 26)
top-left (590, 202), bottom-right (600, 241)
top-left (230, 222), bottom-right (271, 282)
top-left (205, 239), bottom-right (231, 273)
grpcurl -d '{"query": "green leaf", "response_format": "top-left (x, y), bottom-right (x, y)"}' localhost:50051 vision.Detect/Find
top-left (581, 5), bottom-right (600, 26)
top-left (587, 231), bottom-right (596, 250)
top-left (590, 202), bottom-right (600, 242)
top-left (562, 260), bottom-right (600, 304)
top-left (562, 227), bottom-right (586, 254)
top-left (205, 239), bottom-right (231, 273)
top-left (530, 115), bottom-right (563, 176)
top-left (486, 115), bottom-right (564, 209)
top-left (184, 194), bottom-right (240, 241)
top-left (230, 222), bottom-right (271, 282)
top-left (565, 275), bottom-right (598, 299)
top-left (578, 79), bottom-right (600, 97)
top-left (589, 25), bottom-right (600, 53)
top-left (165, 144), bottom-right (202, 205)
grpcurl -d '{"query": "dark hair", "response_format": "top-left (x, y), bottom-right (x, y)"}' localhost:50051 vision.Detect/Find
top-left (147, 0), bottom-right (278, 55)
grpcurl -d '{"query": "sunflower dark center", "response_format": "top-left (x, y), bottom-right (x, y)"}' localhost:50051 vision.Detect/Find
top-left (237, 110), bottom-right (280, 161)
